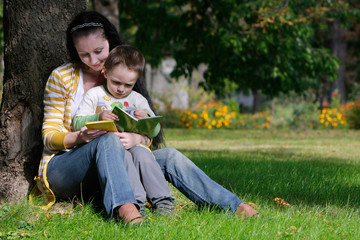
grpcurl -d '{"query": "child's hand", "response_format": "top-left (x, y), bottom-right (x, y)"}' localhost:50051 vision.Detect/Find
top-left (133, 110), bottom-right (149, 119)
top-left (99, 110), bottom-right (119, 121)
top-left (115, 132), bottom-right (144, 149)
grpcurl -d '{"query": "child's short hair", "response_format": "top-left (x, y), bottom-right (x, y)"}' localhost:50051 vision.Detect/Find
top-left (104, 45), bottom-right (145, 77)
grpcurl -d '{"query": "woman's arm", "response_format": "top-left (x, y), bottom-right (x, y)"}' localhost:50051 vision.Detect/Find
top-left (64, 127), bottom-right (107, 148)
top-left (42, 69), bottom-right (71, 150)
top-left (42, 66), bottom-right (106, 150)
top-left (73, 114), bottom-right (99, 131)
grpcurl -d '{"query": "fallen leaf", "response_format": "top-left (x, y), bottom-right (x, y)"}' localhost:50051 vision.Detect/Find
top-left (274, 197), bottom-right (291, 207)
top-left (289, 226), bottom-right (297, 231)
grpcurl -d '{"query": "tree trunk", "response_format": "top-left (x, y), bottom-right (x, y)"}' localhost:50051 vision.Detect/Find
top-left (92, 0), bottom-right (119, 31)
top-left (331, 20), bottom-right (347, 104)
top-left (0, 0), bottom-right (87, 203)
top-left (252, 90), bottom-right (261, 113)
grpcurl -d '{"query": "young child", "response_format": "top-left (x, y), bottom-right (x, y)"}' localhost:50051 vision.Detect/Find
top-left (73, 45), bottom-right (174, 215)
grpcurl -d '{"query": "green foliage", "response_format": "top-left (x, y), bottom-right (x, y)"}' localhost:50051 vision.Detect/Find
top-left (119, 0), bottom-right (359, 98)
top-left (344, 99), bottom-right (360, 129)
top-left (241, 111), bottom-right (272, 129)
top-left (161, 92), bottom-right (325, 130)
top-left (266, 93), bottom-right (321, 130)
top-left (291, 100), bottom-right (321, 129)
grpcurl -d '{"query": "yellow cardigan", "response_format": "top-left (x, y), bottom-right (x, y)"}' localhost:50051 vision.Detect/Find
top-left (29, 63), bottom-right (80, 210)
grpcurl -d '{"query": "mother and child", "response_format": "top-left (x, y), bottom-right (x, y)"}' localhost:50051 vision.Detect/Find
top-left (30, 10), bottom-right (259, 225)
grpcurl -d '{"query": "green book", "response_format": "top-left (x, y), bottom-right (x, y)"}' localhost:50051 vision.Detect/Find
top-left (112, 106), bottom-right (162, 135)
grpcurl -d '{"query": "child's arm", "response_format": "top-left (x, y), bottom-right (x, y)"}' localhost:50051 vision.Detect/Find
top-left (133, 110), bottom-right (149, 119)
top-left (73, 114), bottom-right (100, 131)
top-left (99, 110), bottom-right (119, 121)
top-left (147, 123), bottom-right (160, 138)
top-left (73, 87), bottom-right (112, 131)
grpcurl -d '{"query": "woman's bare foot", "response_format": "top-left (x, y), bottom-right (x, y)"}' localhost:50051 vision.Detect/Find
top-left (236, 203), bottom-right (259, 219)
top-left (118, 203), bottom-right (144, 224)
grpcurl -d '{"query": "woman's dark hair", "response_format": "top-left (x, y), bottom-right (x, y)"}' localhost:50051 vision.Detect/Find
top-left (66, 11), bottom-right (124, 64)
top-left (132, 75), bottom-right (165, 149)
top-left (67, 11), bottom-right (164, 149)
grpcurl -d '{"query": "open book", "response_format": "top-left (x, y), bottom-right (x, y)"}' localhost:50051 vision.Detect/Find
top-left (112, 106), bottom-right (162, 134)
top-left (85, 106), bottom-right (162, 135)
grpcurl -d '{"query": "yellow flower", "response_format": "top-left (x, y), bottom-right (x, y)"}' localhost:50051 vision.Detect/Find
top-left (223, 105), bottom-right (228, 113)
top-left (332, 122), bottom-right (338, 127)
top-left (212, 120), bottom-right (217, 126)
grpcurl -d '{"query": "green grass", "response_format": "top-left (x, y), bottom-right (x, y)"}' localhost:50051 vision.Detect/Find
top-left (1, 129), bottom-right (360, 239)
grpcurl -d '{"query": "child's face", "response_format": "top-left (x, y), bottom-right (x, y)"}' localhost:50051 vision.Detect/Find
top-left (104, 64), bottom-right (138, 99)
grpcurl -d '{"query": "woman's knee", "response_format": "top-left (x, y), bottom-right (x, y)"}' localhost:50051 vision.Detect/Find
top-left (155, 147), bottom-right (194, 169)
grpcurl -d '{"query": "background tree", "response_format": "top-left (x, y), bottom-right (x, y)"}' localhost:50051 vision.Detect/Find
top-left (91, 0), bottom-right (119, 31)
top-left (118, 0), bottom-right (358, 107)
top-left (345, 0), bottom-right (360, 101)
top-left (0, 0), bottom-right (87, 203)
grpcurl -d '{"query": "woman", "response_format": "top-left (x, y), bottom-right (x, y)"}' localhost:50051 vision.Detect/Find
top-left (30, 11), bottom-right (258, 224)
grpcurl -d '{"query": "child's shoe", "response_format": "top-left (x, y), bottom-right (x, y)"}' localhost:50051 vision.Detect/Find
top-left (138, 204), bottom-right (146, 217)
top-left (153, 199), bottom-right (173, 216)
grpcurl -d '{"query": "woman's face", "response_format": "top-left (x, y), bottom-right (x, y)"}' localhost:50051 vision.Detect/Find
top-left (74, 30), bottom-right (110, 72)
top-left (104, 64), bottom-right (138, 99)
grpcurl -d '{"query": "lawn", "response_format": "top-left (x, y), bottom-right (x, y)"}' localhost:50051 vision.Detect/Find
top-left (1, 129), bottom-right (359, 239)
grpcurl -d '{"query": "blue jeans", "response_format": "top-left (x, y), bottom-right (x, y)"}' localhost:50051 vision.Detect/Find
top-left (46, 133), bottom-right (137, 217)
top-left (153, 147), bottom-right (244, 214)
top-left (47, 134), bottom-right (243, 216)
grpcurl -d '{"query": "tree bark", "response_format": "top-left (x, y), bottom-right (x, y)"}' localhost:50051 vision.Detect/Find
top-left (92, 0), bottom-right (119, 31)
top-left (0, 0), bottom-right (87, 203)
top-left (252, 90), bottom-right (261, 113)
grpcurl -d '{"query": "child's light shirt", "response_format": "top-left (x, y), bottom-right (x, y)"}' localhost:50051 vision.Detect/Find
top-left (74, 85), bottom-right (155, 119)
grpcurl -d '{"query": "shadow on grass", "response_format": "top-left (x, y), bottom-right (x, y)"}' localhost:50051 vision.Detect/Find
top-left (176, 148), bottom-right (360, 208)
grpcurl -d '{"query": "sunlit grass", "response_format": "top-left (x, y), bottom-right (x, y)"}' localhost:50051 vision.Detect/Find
top-left (0, 129), bottom-right (359, 239)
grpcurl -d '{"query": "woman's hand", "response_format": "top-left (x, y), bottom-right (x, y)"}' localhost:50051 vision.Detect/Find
top-left (99, 110), bottom-right (119, 121)
top-left (115, 132), bottom-right (146, 149)
top-left (78, 127), bottom-right (107, 143)
top-left (65, 127), bottom-right (107, 148)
